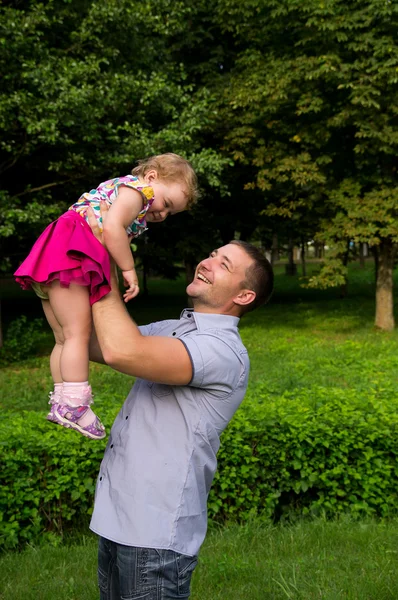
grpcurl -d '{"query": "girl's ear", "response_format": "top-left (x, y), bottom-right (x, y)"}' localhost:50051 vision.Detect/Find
top-left (144, 169), bottom-right (158, 183)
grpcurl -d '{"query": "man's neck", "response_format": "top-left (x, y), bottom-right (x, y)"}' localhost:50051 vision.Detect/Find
top-left (191, 301), bottom-right (241, 318)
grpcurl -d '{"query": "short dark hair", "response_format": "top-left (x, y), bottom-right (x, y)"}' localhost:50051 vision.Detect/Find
top-left (230, 240), bottom-right (274, 314)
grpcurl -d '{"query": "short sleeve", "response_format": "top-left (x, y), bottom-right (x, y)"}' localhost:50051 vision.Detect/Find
top-left (138, 319), bottom-right (179, 338)
top-left (181, 333), bottom-right (247, 395)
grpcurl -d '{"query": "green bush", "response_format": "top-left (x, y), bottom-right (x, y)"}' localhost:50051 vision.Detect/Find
top-left (0, 408), bottom-right (118, 550)
top-left (1, 389), bottom-right (398, 550)
top-left (210, 387), bottom-right (398, 522)
top-left (0, 316), bottom-right (48, 366)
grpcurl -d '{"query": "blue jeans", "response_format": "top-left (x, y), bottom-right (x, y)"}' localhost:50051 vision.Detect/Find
top-left (98, 537), bottom-right (198, 600)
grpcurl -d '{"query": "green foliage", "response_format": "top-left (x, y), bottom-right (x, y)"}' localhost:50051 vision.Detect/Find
top-left (210, 388), bottom-right (398, 523)
top-left (206, 0), bottom-right (398, 319)
top-left (2, 389), bottom-right (398, 549)
top-left (0, 0), bottom-right (227, 274)
top-left (0, 316), bottom-right (48, 366)
top-left (0, 408), bottom-right (118, 550)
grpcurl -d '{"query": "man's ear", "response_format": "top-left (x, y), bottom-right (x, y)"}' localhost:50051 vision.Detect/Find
top-left (233, 289), bottom-right (256, 308)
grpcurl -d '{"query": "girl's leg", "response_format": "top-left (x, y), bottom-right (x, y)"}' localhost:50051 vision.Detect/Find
top-left (46, 281), bottom-right (91, 383)
top-left (45, 281), bottom-right (105, 439)
top-left (41, 299), bottom-right (64, 385)
top-left (41, 298), bottom-right (65, 420)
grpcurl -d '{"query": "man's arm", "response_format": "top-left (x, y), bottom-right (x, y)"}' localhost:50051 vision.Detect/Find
top-left (92, 279), bottom-right (192, 384)
top-left (87, 201), bottom-right (192, 385)
top-left (89, 327), bottom-right (106, 365)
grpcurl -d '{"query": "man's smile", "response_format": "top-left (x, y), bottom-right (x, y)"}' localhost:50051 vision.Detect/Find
top-left (197, 272), bottom-right (211, 284)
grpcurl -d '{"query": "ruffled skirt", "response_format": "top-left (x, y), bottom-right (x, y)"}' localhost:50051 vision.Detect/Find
top-left (14, 211), bottom-right (111, 305)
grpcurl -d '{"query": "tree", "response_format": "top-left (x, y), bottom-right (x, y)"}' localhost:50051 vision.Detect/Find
top-left (0, 0), bottom-right (227, 273)
top-left (204, 0), bottom-right (398, 329)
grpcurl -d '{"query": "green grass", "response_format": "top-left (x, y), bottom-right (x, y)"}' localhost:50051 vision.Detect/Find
top-left (1, 518), bottom-right (398, 599)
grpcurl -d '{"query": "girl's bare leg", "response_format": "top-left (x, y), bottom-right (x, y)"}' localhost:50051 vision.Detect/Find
top-left (41, 299), bottom-right (64, 384)
top-left (44, 281), bottom-right (105, 438)
top-left (46, 281), bottom-right (91, 382)
top-left (41, 299), bottom-right (64, 420)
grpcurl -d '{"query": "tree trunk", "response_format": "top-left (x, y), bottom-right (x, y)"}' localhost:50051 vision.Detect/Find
top-left (359, 243), bottom-right (366, 268)
top-left (339, 239), bottom-right (350, 298)
top-left (271, 234), bottom-right (279, 265)
top-left (314, 241), bottom-right (324, 259)
top-left (371, 246), bottom-right (379, 285)
top-left (375, 240), bottom-right (395, 331)
top-left (285, 237), bottom-right (297, 276)
top-left (0, 300), bottom-right (2, 349)
top-left (300, 237), bottom-right (306, 277)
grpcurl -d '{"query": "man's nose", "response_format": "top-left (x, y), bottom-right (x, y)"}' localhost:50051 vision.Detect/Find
top-left (199, 257), bottom-right (211, 270)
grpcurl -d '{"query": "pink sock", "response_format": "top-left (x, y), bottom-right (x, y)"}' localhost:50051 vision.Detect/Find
top-left (63, 382), bottom-right (96, 427)
top-left (53, 383), bottom-right (63, 402)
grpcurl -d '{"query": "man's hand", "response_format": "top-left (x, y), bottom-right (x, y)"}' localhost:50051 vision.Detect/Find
top-left (86, 202), bottom-right (118, 286)
top-left (86, 202), bottom-right (108, 244)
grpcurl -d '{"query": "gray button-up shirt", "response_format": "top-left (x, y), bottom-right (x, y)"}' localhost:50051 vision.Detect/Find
top-left (90, 309), bottom-right (250, 556)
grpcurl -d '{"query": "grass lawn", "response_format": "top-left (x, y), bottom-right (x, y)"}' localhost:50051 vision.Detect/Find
top-left (1, 518), bottom-right (398, 599)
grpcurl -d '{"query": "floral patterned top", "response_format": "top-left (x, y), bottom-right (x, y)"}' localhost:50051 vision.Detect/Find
top-left (69, 175), bottom-right (154, 238)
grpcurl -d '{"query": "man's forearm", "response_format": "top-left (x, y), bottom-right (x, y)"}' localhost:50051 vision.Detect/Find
top-left (92, 277), bottom-right (192, 384)
top-left (91, 277), bottom-right (143, 373)
top-left (89, 327), bottom-right (106, 365)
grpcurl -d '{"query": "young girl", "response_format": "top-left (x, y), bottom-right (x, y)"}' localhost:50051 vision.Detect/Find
top-left (14, 153), bottom-right (198, 440)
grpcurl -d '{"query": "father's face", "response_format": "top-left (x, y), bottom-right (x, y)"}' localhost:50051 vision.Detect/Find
top-left (186, 244), bottom-right (255, 315)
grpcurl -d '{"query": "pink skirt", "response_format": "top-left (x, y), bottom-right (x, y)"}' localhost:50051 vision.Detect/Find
top-left (14, 210), bottom-right (111, 305)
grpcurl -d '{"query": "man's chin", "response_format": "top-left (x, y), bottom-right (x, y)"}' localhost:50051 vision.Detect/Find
top-left (186, 282), bottom-right (195, 296)
top-left (186, 280), bottom-right (202, 298)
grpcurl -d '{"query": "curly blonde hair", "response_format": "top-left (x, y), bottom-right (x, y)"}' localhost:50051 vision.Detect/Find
top-left (131, 153), bottom-right (199, 208)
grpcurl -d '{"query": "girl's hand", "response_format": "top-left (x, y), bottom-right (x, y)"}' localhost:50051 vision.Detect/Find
top-left (122, 268), bottom-right (139, 302)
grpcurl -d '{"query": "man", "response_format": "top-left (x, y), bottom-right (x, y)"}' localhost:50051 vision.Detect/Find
top-left (89, 215), bottom-right (274, 599)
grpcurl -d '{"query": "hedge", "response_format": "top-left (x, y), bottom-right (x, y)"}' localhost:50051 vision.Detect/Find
top-left (1, 387), bottom-right (398, 549)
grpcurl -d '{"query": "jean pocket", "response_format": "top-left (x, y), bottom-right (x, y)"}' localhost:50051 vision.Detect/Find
top-left (98, 566), bottom-right (109, 594)
top-left (177, 555), bottom-right (198, 597)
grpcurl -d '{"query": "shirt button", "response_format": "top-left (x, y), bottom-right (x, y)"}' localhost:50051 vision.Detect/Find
top-left (188, 313), bottom-right (192, 317)
top-left (110, 444), bottom-right (114, 449)
top-left (125, 416), bottom-right (129, 420)
top-left (100, 476), bottom-right (103, 481)
top-left (172, 332), bottom-right (176, 336)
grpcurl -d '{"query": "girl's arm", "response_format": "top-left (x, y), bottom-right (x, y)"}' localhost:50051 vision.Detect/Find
top-left (87, 203), bottom-right (192, 384)
top-left (103, 186), bottom-right (143, 301)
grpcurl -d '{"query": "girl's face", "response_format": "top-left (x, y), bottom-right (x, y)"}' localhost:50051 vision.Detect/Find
top-left (144, 170), bottom-right (188, 223)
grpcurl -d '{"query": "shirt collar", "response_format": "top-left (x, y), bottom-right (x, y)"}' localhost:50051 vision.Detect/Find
top-left (180, 308), bottom-right (240, 331)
